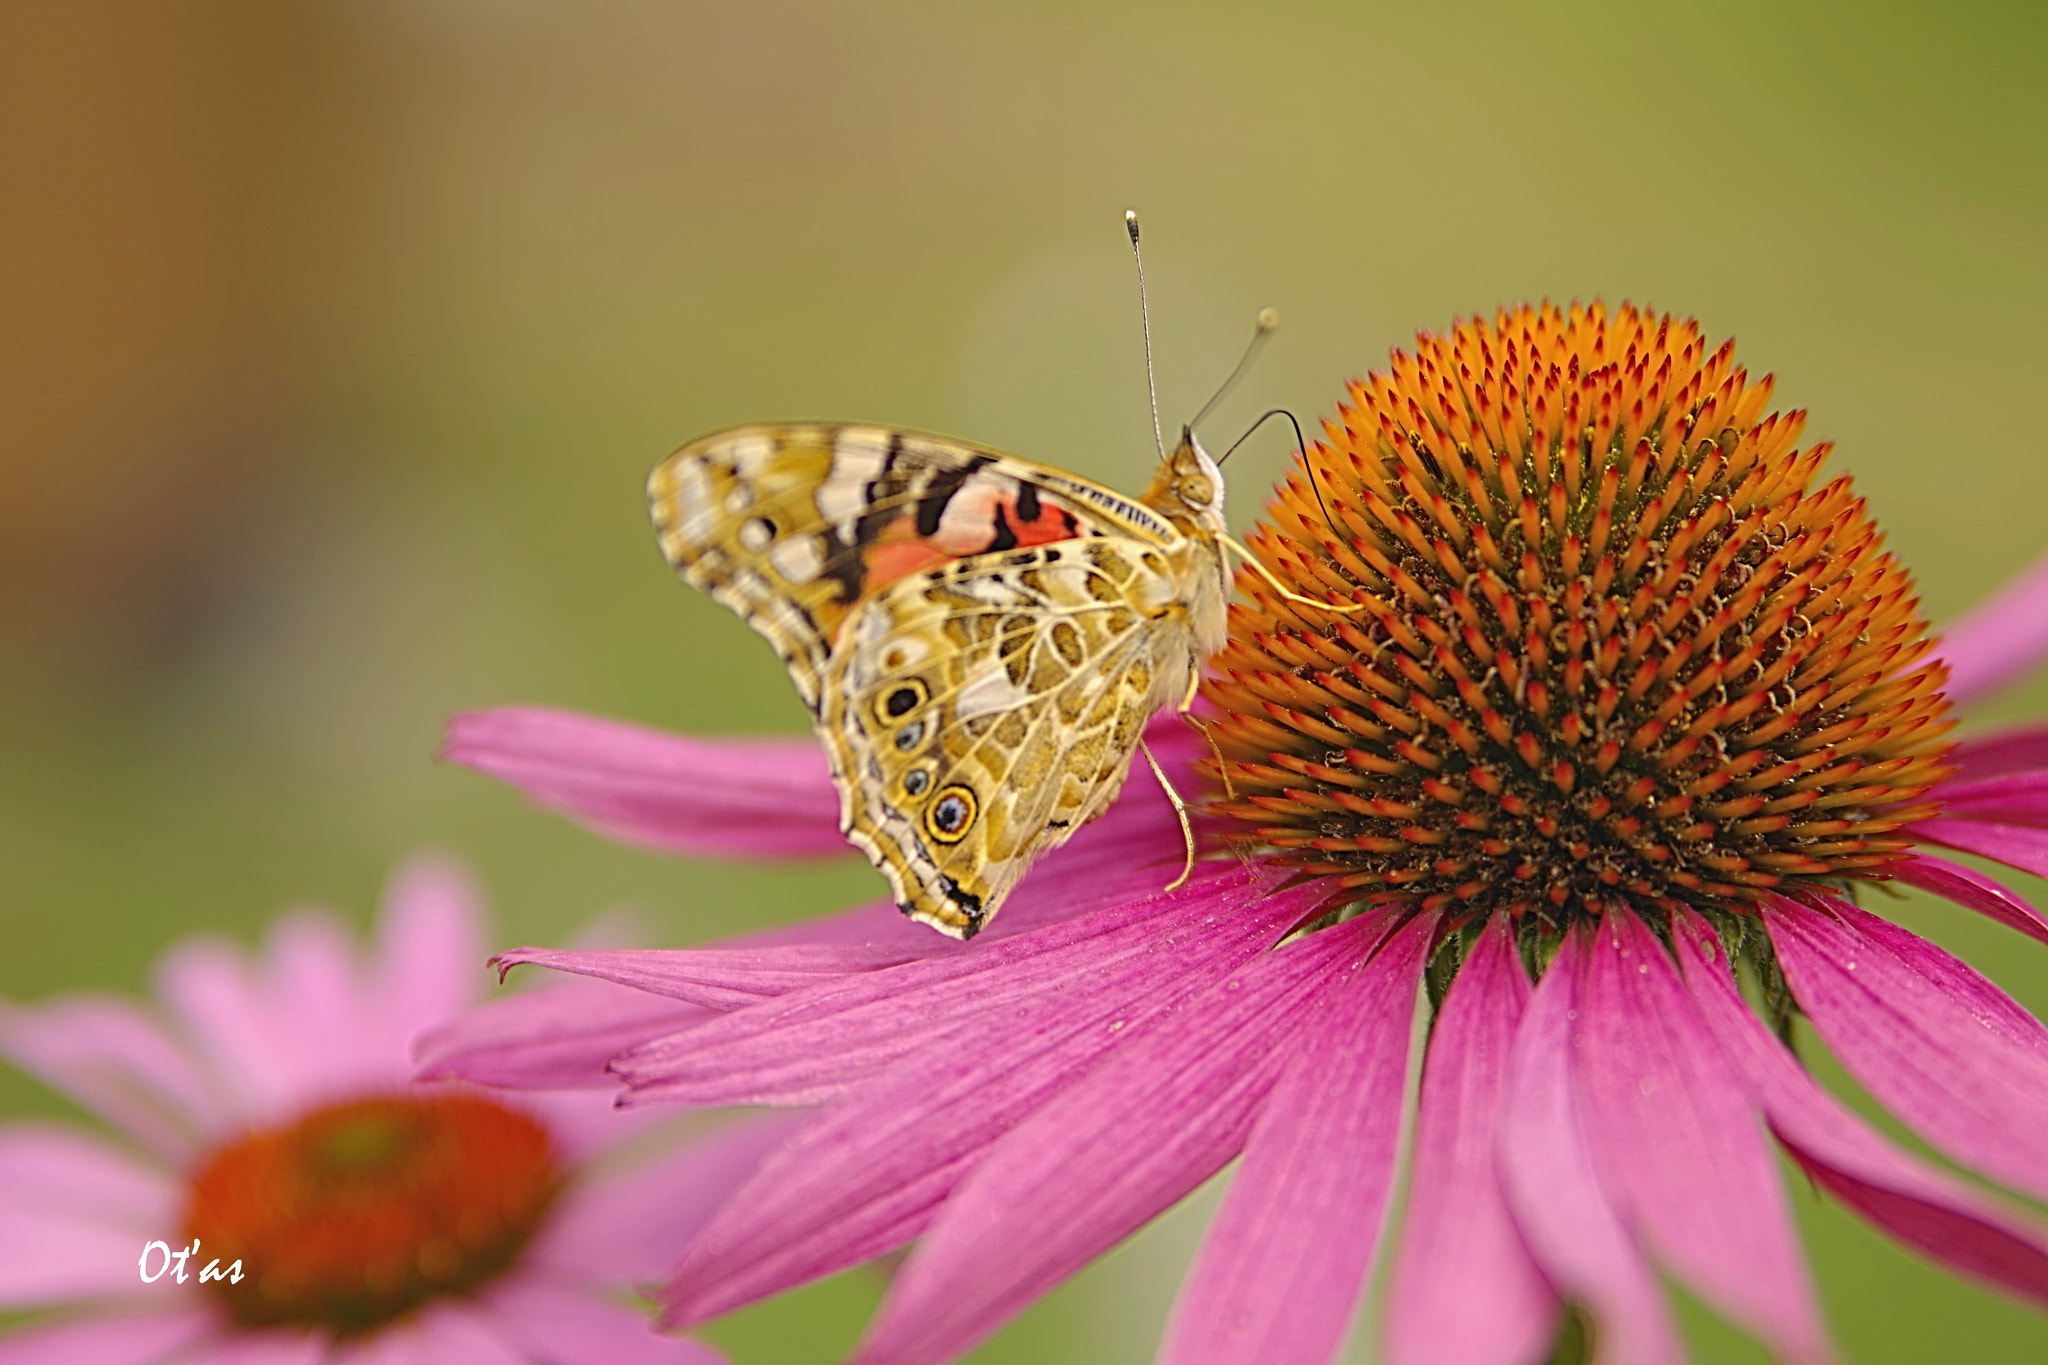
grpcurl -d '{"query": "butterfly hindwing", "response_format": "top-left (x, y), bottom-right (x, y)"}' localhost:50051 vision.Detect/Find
top-left (821, 536), bottom-right (1197, 935)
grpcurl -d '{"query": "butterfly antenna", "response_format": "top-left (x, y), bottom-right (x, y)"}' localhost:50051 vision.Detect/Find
top-left (1222, 407), bottom-right (1343, 540)
top-left (1125, 209), bottom-right (1166, 461)
top-left (1190, 307), bottom-right (1280, 433)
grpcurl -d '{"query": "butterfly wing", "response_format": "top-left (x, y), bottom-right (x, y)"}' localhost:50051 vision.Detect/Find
top-left (648, 422), bottom-right (1183, 713)
top-left (822, 534), bottom-right (1205, 936)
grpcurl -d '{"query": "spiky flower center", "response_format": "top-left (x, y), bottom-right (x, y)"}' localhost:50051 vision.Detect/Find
top-left (183, 1093), bottom-right (558, 1334)
top-left (1207, 302), bottom-right (1952, 931)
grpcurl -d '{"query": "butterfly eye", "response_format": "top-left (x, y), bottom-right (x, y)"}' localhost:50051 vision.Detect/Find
top-left (926, 786), bottom-right (978, 843)
top-left (1177, 473), bottom-right (1215, 506)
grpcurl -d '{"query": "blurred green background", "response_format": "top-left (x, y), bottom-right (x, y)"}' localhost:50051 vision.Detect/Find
top-left (3, 1), bottom-right (2046, 1360)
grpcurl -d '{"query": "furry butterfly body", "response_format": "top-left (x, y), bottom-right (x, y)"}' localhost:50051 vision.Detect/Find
top-left (649, 421), bottom-right (1232, 937)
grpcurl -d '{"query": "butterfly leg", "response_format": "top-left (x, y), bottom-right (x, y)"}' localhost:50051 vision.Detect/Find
top-left (1218, 532), bottom-right (1368, 616)
top-left (1174, 667), bottom-right (1237, 800)
top-left (1139, 736), bottom-right (1197, 892)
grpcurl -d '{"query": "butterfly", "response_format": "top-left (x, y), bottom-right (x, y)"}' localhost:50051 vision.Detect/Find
top-left (648, 420), bottom-right (1240, 938)
top-left (648, 220), bottom-right (1355, 939)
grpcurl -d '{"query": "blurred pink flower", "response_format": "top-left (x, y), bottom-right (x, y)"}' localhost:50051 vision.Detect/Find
top-left (0, 857), bottom-right (787, 1365)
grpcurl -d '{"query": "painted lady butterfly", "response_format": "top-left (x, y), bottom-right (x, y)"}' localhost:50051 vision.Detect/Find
top-left (649, 420), bottom-right (1236, 938)
top-left (648, 219), bottom-right (1355, 938)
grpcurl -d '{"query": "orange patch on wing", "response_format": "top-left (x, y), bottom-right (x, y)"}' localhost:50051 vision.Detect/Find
top-left (865, 535), bottom-right (953, 589)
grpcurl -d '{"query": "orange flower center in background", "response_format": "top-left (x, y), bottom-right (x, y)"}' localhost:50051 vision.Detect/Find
top-left (1206, 302), bottom-right (1953, 932)
top-left (184, 1093), bottom-right (559, 1334)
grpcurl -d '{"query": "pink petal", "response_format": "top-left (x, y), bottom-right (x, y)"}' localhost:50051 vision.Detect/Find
top-left (413, 976), bottom-right (712, 1090)
top-left (441, 707), bottom-right (849, 860)
top-left (370, 855), bottom-right (486, 1061)
top-left (1766, 893), bottom-right (2048, 1204)
top-left (530, 1112), bottom-right (805, 1285)
top-left (254, 911), bottom-right (400, 1104)
top-left (660, 878), bottom-right (1323, 1325)
top-left (1673, 912), bottom-right (2048, 1306)
top-left (442, 705), bottom-right (1211, 909)
top-left (331, 1300), bottom-right (527, 1365)
top-left (1933, 771), bottom-right (2048, 828)
top-left (1384, 919), bottom-right (1559, 1365)
top-left (1159, 914), bottom-right (1432, 1365)
top-left (1947, 724), bottom-right (2048, 783)
top-left (620, 866), bottom-right (1270, 1109)
top-left (153, 923), bottom-right (345, 1124)
top-left (1912, 816), bottom-right (2048, 881)
top-left (849, 912), bottom-right (1386, 1365)
top-left (0, 1124), bottom-right (179, 1306)
top-left (0, 995), bottom-right (224, 1161)
top-left (1570, 907), bottom-right (1832, 1364)
top-left (183, 1326), bottom-right (330, 1365)
top-left (1499, 929), bottom-right (1683, 1365)
top-left (0, 1309), bottom-right (213, 1365)
top-left (1933, 547), bottom-right (2048, 704)
top-left (1890, 854), bottom-right (2048, 948)
top-left (491, 940), bottom-right (942, 1012)
top-left (479, 1276), bottom-right (725, 1365)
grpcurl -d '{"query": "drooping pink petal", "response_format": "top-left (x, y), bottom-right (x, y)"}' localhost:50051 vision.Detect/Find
top-left (0, 1309), bottom-right (214, 1365)
top-left (659, 878), bottom-right (1322, 1325)
top-left (413, 975), bottom-right (714, 1090)
top-left (442, 707), bottom-right (849, 861)
top-left (491, 940), bottom-right (946, 1012)
top-left (441, 706), bottom-right (1205, 898)
top-left (1947, 724), bottom-right (2048, 783)
top-left (530, 1112), bottom-right (805, 1286)
top-left (1890, 854), bottom-right (2048, 949)
top-left (1571, 906), bottom-right (1833, 1364)
top-left (0, 994), bottom-right (225, 1161)
top-left (370, 855), bottom-right (486, 1062)
top-left (621, 866), bottom-right (1269, 1110)
top-left (1767, 893), bottom-right (2048, 1204)
top-left (848, 911), bottom-right (1385, 1365)
top-left (479, 1277), bottom-right (725, 1365)
top-left (1932, 771), bottom-right (2048, 828)
top-left (1673, 911), bottom-right (2048, 1305)
top-left (1933, 547), bottom-right (2048, 704)
top-left (0, 1125), bottom-right (180, 1306)
top-left (1499, 928), bottom-right (1683, 1365)
top-left (1911, 817), bottom-right (2048, 881)
top-left (1384, 919), bottom-right (1558, 1365)
top-left (1159, 914), bottom-right (1431, 1365)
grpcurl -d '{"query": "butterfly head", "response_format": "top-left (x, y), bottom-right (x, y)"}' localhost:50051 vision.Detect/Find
top-left (1143, 423), bottom-right (1228, 533)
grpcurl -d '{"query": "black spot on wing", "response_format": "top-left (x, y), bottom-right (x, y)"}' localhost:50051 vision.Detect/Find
top-left (815, 521), bottom-right (866, 605)
top-left (987, 504), bottom-right (1019, 552)
top-left (1016, 481), bottom-right (1042, 523)
top-left (939, 877), bottom-right (986, 938)
top-left (853, 433), bottom-right (914, 549)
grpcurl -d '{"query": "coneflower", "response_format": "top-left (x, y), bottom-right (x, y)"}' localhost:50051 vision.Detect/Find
top-left (425, 304), bottom-right (2048, 1365)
